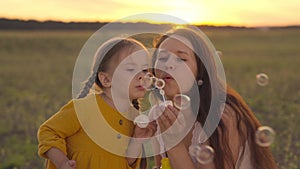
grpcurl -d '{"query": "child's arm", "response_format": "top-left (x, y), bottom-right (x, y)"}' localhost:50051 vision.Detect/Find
top-left (45, 147), bottom-right (76, 169)
top-left (126, 137), bottom-right (143, 166)
top-left (126, 121), bottom-right (157, 167)
top-left (37, 100), bottom-right (81, 167)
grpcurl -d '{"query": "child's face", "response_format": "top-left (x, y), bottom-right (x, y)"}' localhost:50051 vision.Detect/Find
top-left (154, 37), bottom-right (198, 99)
top-left (111, 46), bottom-right (149, 100)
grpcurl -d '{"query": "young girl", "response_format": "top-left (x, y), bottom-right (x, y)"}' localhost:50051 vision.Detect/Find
top-left (37, 37), bottom-right (156, 169)
top-left (152, 27), bottom-right (278, 169)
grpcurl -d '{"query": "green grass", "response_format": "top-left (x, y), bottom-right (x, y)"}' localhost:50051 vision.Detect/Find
top-left (0, 28), bottom-right (299, 169)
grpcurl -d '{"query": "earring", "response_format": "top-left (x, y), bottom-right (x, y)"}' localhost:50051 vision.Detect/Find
top-left (197, 80), bottom-right (203, 86)
top-left (169, 65), bottom-right (175, 70)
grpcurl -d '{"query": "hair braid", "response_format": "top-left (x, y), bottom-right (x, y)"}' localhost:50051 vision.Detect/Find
top-left (77, 71), bottom-right (97, 99)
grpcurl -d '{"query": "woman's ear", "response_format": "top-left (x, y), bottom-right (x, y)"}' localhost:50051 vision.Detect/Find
top-left (98, 72), bottom-right (112, 88)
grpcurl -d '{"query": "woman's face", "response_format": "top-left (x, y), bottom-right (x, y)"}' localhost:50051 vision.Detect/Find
top-left (154, 37), bottom-right (198, 99)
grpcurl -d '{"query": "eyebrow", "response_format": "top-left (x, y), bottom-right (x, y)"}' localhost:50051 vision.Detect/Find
top-left (123, 62), bottom-right (135, 66)
top-left (177, 50), bottom-right (189, 56)
top-left (123, 63), bottom-right (148, 68)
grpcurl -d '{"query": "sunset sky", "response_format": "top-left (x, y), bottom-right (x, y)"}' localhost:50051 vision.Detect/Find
top-left (1, 0), bottom-right (299, 26)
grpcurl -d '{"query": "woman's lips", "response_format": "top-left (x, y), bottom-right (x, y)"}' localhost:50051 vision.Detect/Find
top-left (162, 75), bottom-right (174, 82)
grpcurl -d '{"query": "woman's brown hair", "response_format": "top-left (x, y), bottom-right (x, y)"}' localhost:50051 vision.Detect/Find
top-left (153, 27), bottom-right (278, 169)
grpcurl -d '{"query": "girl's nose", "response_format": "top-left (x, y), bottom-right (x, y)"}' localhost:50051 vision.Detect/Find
top-left (137, 70), bottom-right (147, 80)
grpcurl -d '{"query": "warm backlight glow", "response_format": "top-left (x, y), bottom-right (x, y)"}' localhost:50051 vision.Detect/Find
top-left (0, 0), bottom-right (299, 26)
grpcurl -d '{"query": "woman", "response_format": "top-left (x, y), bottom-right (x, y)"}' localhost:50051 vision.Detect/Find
top-left (152, 27), bottom-right (278, 169)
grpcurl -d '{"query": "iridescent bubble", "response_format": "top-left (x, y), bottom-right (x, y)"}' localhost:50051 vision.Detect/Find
top-left (155, 78), bottom-right (165, 89)
top-left (141, 72), bottom-right (155, 91)
top-left (159, 90), bottom-right (165, 96)
top-left (255, 126), bottom-right (275, 147)
top-left (173, 94), bottom-right (191, 110)
top-left (196, 144), bottom-right (215, 164)
top-left (134, 114), bottom-right (150, 128)
top-left (148, 101), bottom-right (173, 121)
top-left (256, 73), bottom-right (269, 86)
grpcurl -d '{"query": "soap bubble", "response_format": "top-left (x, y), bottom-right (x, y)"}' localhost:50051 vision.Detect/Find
top-left (195, 144), bottom-right (215, 164)
top-left (173, 94), bottom-right (191, 110)
top-left (155, 78), bottom-right (165, 89)
top-left (255, 126), bottom-right (275, 147)
top-left (141, 72), bottom-right (155, 91)
top-left (134, 114), bottom-right (150, 128)
top-left (256, 73), bottom-right (269, 86)
top-left (160, 90), bottom-right (165, 96)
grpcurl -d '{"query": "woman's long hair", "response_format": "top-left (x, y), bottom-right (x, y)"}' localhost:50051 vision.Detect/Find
top-left (153, 27), bottom-right (277, 169)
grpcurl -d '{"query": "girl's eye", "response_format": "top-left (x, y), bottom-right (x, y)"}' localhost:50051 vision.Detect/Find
top-left (142, 69), bottom-right (148, 73)
top-left (126, 68), bottom-right (135, 72)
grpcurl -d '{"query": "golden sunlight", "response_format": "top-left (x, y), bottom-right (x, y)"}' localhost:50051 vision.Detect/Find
top-left (0, 0), bottom-right (300, 26)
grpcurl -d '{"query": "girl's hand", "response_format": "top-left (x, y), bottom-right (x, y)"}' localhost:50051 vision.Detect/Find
top-left (59, 160), bottom-right (76, 169)
top-left (133, 120), bottom-right (157, 143)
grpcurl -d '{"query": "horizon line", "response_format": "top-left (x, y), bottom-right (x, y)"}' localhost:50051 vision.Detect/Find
top-left (1, 17), bottom-right (300, 28)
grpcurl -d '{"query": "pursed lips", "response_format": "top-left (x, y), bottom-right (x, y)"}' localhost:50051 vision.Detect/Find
top-left (161, 73), bottom-right (174, 82)
top-left (135, 85), bottom-right (145, 90)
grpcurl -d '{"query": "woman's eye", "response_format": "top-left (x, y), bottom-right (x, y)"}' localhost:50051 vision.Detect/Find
top-left (157, 54), bottom-right (169, 61)
top-left (158, 57), bottom-right (168, 62)
top-left (176, 57), bottom-right (187, 62)
top-left (157, 51), bottom-right (170, 62)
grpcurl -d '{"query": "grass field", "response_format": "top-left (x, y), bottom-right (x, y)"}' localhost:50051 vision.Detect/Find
top-left (0, 27), bottom-right (299, 169)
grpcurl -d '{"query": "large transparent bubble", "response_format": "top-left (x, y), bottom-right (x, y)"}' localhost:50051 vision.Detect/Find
top-left (72, 13), bottom-right (226, 158)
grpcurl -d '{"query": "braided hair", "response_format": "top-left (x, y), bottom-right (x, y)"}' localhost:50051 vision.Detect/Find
top-left (77, 37), bottom-right (146, 99)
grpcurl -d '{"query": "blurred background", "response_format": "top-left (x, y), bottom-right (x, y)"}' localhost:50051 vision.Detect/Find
top-left (0, 0), bottom-right (299, 168)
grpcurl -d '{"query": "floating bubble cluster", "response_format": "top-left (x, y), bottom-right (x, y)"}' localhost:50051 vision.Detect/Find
top-left (155, 78), bottom-right (165, 89)
top-left (255, 126), bottom-right (275, 147)
top-left (195, 144), bottom-right (215, 164)
top-left (256, 73), bottom-right (269, 86)
top-left (136, 73), bottom-right (191, 128)
top-left (141, 72), bottom-right (155, 91)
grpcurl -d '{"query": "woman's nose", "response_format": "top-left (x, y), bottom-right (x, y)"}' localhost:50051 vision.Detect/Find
top-left (165, 57), bottom-right (175, 70)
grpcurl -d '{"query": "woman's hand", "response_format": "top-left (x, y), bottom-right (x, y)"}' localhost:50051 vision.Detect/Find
top-left (156, 105), bottom-right (186, 149)
top-left (157, 105), bottom-right (185, 133)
